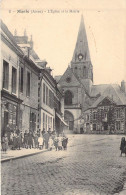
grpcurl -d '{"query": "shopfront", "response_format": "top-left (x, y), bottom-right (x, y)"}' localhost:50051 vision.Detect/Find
top-left (1, 91), bottom-right (22, 137)
top-left (55, 112), bottom-right (68, 135)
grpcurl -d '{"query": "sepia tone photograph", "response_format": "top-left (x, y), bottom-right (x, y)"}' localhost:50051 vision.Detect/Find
top-left (0, 0), bottom-right (126, 194)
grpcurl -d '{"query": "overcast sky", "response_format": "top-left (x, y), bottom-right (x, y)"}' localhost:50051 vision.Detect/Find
top-left (1, 0), bottom-right (126, 85)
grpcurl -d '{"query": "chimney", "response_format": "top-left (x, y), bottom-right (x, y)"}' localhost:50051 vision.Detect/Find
top-left (29, 35), bottom-right (33, 49)
top-left (121, 80), bottom-right (126, 93)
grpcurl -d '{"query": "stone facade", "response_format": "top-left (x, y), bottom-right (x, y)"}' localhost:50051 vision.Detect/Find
top-left (84, 97), bottom-right (126, 134)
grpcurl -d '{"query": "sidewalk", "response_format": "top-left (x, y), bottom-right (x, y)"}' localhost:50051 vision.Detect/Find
top-left (1, 135), bottom-right (74, 163)
top-left (1, 148), bottom-right (48, 163)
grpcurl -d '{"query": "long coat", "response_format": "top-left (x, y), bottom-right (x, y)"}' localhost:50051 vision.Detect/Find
top-left (2, 136), bottom-right (8, 151)
top-left (28, 134), bottom-right (33, 145)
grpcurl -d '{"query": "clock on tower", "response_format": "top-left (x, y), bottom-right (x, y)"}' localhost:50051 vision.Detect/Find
top-left (78, 53), bottom-right (83, 60)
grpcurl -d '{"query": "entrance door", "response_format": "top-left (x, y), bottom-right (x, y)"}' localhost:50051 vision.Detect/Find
top-left (103, 122), bottom-right (108, 130)
top-left (64, 111), bottom-right (74, 131)
top-left (69, 121), bottom-right (74, 130)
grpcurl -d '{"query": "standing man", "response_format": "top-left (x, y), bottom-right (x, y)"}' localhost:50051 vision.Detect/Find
top-left (28, 131), bottom-right (33, 149)
top-left (24, 130), bottom-right (28, 148)
top-left (43, 131), bottom-right (50, 149)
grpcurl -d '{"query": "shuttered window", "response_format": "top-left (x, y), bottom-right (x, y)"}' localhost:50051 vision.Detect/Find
top-left (43, 83), bottom-right (46, 103)
top-left (12, 67), bottom-right (17, 94)
top-left (19, 67), bottom-right (23, 93)
top-left (26, 71), bottom-right (30, 96)
top-left (30, 112), bottom-right (36, 132)
top-left (3, 60), bottom-right (9, 90)
top-left (46, 86), bottom-right (49, 105)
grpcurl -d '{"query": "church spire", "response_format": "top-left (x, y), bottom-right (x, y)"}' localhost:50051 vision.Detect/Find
top-left (71, 15), bottom-right (93, 82)
top-left (72, 15), bottom-right (91, 62)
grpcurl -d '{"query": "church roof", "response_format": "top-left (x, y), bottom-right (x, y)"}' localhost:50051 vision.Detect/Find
top-left (72, 15), bottom-right (91, 63)
top-left (90, 84), bottom-right (109, 96)
top-left (91, 84), bottom-right (126, 108)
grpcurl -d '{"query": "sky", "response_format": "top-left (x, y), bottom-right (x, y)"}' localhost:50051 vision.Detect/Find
top-left (1, 0), bottom-right (126, 85)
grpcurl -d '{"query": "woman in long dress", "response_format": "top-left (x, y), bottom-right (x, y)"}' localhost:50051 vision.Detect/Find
top-left (2, 134), bottom-right (8, 153)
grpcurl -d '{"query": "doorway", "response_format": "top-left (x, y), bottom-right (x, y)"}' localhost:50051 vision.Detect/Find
top-left (64, 111), bottom-right (74, 130)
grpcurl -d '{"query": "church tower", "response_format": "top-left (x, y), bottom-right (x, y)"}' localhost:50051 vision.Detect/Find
top-left (56, 15), bottom-right (94, 133)
top-left (71, 15), bottom-right (93, 90)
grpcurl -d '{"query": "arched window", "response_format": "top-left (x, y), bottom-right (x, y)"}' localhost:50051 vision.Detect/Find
top-left (74, 67), bottom-right (77, 75)
top-left (64, 90), bottom-right (73, 105)
top-left (83, 66), bottom-right (86, 77)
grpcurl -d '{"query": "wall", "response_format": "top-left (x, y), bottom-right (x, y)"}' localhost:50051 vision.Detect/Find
top-left (1, 41), bottom-right (19, 97)
top-left (39, 76), bottom-right (56, 131)
top-left (19, 60), bottom-right (39, 133)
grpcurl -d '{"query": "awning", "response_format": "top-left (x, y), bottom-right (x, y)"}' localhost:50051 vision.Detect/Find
top-left (56, 112), bottom-right (68, 126)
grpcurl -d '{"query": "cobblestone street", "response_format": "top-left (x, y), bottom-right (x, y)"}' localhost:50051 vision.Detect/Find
top-left (1, 135), bottom-right (126, 195)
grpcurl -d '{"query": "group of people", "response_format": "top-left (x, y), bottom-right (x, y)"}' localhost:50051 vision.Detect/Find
top-left (1, 126), bottom-right (68, 153)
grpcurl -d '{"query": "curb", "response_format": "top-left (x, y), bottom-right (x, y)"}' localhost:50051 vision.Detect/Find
top-left (1, 149), bottom-right (48, 163)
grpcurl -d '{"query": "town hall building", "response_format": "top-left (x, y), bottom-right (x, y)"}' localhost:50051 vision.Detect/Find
top-left (55, 16), bottom-right (126, 134)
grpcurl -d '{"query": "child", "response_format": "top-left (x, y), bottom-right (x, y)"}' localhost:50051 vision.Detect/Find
top-left (34, 134), bottom-right (38, 149)
top-left (58, 136), bottom-right (63, 150)
top-left (53, 137), bottom-right (59, 151)
top-left (48, 136), bottom-right (54, 151)
top-left (62, 136), bottom-right (68, 150)
top-left (2, 134), bottom-right (8, 153)
top-left (38, 135), bottom-right (43, 150)
top-left (120, 137), bottom-right (126, 156)
top-left (17, 133), bottom-right (22, 150)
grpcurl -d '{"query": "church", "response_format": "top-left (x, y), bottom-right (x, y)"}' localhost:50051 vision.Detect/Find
top-left (55, 16), bottom-right (126, 134)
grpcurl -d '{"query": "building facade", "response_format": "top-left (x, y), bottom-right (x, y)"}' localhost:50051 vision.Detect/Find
top-left (55, 16), bottom-right (126, 134)
top-left (18, 56), bottom-right (39, 133)
top-left (84, 93), bottom-right (126, 134)
top-left (1, 20), bottom-right (23, 137)
top-left (1, 20), bottom-right (66, 139)
top-left (38, 65), bottom-right (66, 135)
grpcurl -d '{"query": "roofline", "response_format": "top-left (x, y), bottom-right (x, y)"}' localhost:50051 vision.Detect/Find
top-left (1, 19), bottom-right (23, 56)
top-left (23, 56), bottom-right (40, 73)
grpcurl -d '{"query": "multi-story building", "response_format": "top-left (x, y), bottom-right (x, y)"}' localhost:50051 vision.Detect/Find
top-left (83, 84), bottom-right (126, 134)
top-left (38, 63), bottom-right (66, 135)
top-left (1, 20), bottom-right (66, 138)
top-left (14, 30), bottom-right (66, 135)
top-left (1, 20), bottom-right (23, 137)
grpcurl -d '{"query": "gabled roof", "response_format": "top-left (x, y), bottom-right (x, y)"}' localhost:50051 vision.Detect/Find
top-left (58, 66), bottom-right (81, 87)
top-left (91, 96), bottom-right (116, 108)
top-left (90, 84), bottom-right (126, 108)
top-left (111, 84), bottom-right (126, 105)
